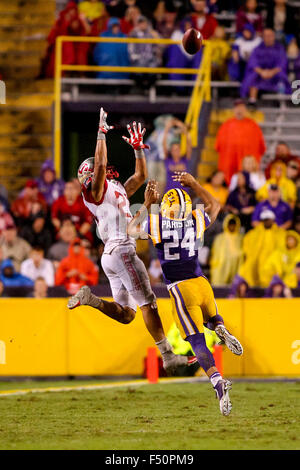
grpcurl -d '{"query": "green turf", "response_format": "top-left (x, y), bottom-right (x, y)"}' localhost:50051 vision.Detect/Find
top-left (0, 381), bottom-right (299, 450)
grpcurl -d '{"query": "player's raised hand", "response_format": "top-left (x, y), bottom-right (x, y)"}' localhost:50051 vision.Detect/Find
top-left (144, 180), bottom-right (159, 207)
top-left (98, 107), bottom-right (114, 134)
top-left (172, 171), bottom-right (196, 188)
top-left (122, 121), bottom-right (150, 150)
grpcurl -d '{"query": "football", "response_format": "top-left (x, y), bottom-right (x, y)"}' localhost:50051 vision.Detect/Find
top-left (182, 28), bottom-right (203, 55)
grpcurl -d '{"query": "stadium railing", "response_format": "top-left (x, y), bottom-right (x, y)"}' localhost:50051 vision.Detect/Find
top-left (54, 36), bottom-right (212, 177)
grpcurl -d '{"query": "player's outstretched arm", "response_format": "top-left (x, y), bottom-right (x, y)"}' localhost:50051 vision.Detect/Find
top-left (123, 122), bottom-right (149, 199)
top-left (127, 180), bottom-right (160, 239)
top-left (173, 171), bottom-right (221, 224)
top-left (92, 107), bottom-right (114, 202)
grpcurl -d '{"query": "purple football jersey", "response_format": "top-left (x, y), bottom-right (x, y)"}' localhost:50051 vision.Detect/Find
top-left (146, 209), bottom-right (211, 285)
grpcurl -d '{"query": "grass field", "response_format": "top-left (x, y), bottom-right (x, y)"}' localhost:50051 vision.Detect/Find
top-left (0, 379), bottom-right (299, 450)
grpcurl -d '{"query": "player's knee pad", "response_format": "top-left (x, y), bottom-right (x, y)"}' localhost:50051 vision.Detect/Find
top-left (186, 333), bottom-right (215, 372)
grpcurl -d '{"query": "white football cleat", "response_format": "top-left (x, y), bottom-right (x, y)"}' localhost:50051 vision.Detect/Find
top-left (215, 324), bottom-right (243, 356)
top-left (67, 285), bottom-right (94, 309)
top-left (214, 379), bottom-right (232, 416)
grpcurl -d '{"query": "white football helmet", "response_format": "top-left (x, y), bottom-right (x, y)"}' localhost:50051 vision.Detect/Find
top-left (77, 157), bottom-right (94, 186)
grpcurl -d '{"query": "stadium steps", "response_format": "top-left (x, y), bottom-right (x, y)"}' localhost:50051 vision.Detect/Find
top-left (197, 109), bottom-right (265, 183)
top-left (0, 0), bottom-right (55, 198)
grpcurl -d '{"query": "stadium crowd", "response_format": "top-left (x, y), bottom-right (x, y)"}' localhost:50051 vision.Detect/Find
top-left (41, 0), bottom-right (300, 106)
top-left (1, 0), bottom-right (298, 299)
top-left (1, 98), bottom-right (300, 299)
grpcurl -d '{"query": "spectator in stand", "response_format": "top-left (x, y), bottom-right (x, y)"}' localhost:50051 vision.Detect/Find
top-left (0, 202), bottom-right (15, 236)
top-left (93, 17), bottom-right (130, 79)
top-left (32, 277), bottom-right (49, 299)
top-left (189, 0), bottom-right (218, 39)
top-left (148, 258), bottom-right (163, 286)
top-left (239, 209), bottom-right (285, 287)
top-left (265, 0), bottom-right (298, 46)
top-left (225, 172), bottom-right (256, 231)
top-left (236, 0), bottom-right (263, 36)
top-left (41, 1), bottom-right (77, 78)
top-left (128, 16), bottom-right (162, 88)
top-left (120, 5), bottom-right (141, 34)
top-left (162, 117), bottom-right (192, 193)
top-left (210, 215), bottom-right (243, 286)
top-left (291, 262), bottom-right (300, 289)
top-left (241, 28), bottom-right (291, 105)
top-left (0, 183), bottom-right (8, 202)
top-left (0, 224), bottom-right (31, 272)
top-left (48, 219), bottom-right (77, 267)
top-left (145, 114), bottom-right (172, 195)
top-left (155, 3), bottom-right (178, 38)
top-left (264, 275), bottom-right (291, 298)
top-left (0, 259), bottom-right (33, 289)
top-left (51, 180), bottom-right (93, 242)
top-left (203, 171), bottom-right (228, 208)
top-left (228, 23), bottom-right (262, 82)
top-left (286, 160), bottom-right (300, 185)
top-left (229, 155), bottom-right (266, 192)
top-left (11, 180), bottom-right (47, 229)
top-left (252, 184), bottom-right (293, 229)
top-left (256, 161), bottom-right (297, 208)
top-left (264, 141), bottom-right (300, 179)
top-left (55, 238), bottom-right (98, 295)
top-left (41, 1), bottom-right (90, 78)
top-left (166, 17), bottom-right (203, 83)
top-left (228, 274), bottom-right (250, 298)
top-left (261, 230), bottom-right (300, 288)
top-left (20, 246), bottom-right (55, 287)
top-left (60, 9), bottom-right (91, 71)
top-left (210, 26), bottom-right (231, 81)
top-left (287, 38), bottom-right (300, 81)
top-left (215, 99), bottom-right (266, 184)
top-left (36, 159), bottom-right (65, 206)
top-left (19, 212), bottom-right (53, 253)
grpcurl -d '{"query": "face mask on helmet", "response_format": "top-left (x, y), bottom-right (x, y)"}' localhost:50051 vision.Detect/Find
top-left (77, 158), bottom-right (120, 186)
top-left (77, 157), bottom-right (95, 187)
top-left (160, 188), bottom-right (192, 220)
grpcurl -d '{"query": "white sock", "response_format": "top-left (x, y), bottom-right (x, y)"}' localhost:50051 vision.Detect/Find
top-left (210, 371), bottom-right (222, 388)
top-left (156, 338), bottom-right (173, 356)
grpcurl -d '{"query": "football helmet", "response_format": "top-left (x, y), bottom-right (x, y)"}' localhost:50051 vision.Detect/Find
top-left (161, 188), bottom-right (192, 220)
top-left (77, 157), bottom-right (94, 186)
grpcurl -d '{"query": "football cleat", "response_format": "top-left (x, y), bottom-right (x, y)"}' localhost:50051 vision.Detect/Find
top-left (67, 285), bottom-right (99, 310)
top-left (214, 379), bottom-right (232, 416)
top-left (215, 324), bottom-right (243, 356)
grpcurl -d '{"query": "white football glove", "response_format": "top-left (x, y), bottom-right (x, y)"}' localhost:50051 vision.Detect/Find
top-left (98, 107), bottom-right (114, 135)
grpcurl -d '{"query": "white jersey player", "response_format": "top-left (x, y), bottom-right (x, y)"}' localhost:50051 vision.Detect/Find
top-left (67, 108), bottom-right (196, 375)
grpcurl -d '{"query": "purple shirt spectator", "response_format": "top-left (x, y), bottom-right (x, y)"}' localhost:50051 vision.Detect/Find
top-left (241, 29), bottom-right (291, 98)
top-left (37, 159), bottom-right (65, 206)
top-left (252, 199), bottom-right (293, 227)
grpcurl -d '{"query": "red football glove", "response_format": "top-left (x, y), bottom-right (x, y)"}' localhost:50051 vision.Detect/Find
top-left (98, 107), bottom-right (114, 135)
top-left (122, 121), bottom-right (150, 150)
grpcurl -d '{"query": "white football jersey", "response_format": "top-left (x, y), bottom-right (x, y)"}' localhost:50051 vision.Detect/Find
top-left (82, 179), bottom-right (136, 254)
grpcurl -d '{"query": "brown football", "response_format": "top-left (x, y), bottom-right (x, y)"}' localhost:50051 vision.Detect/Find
top-left (182, 28), bottom-right (203, 55)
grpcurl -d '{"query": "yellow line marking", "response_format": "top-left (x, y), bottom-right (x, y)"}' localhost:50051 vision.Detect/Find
top-left (0, 377), bottom-right (205, 397)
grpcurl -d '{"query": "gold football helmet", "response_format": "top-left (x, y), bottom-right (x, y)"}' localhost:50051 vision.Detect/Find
top-left (161, 188), bottom-right (192, 220)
